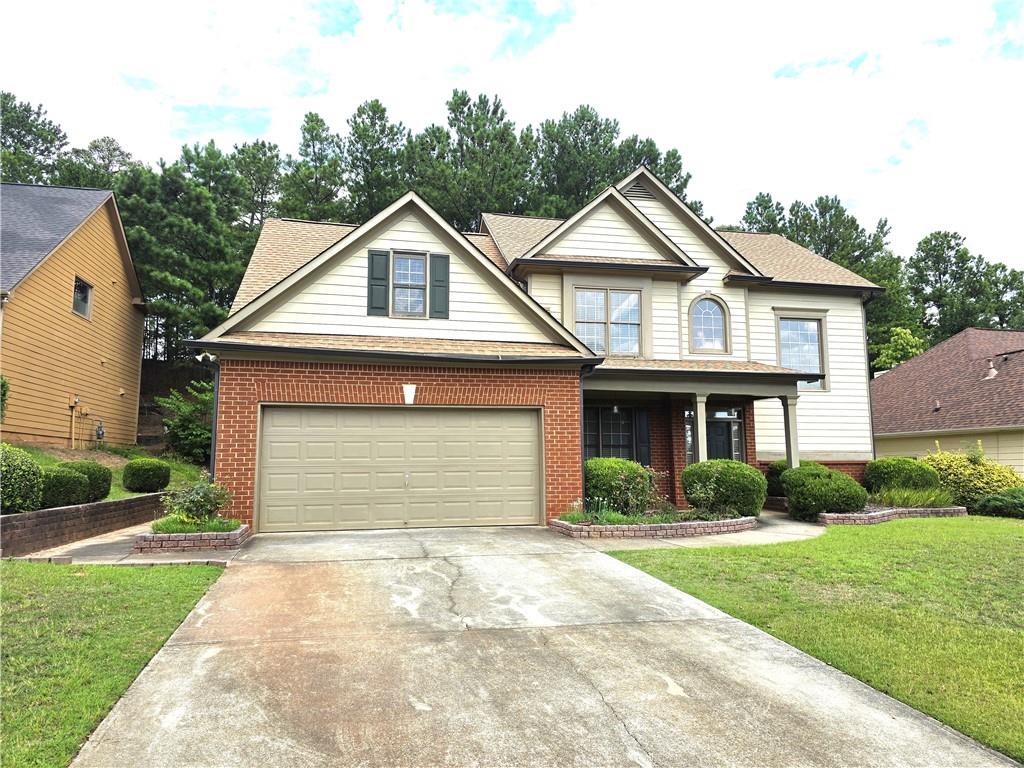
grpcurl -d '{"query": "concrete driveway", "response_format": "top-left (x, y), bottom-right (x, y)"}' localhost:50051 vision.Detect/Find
top-left (74, 527), bottom-right (1013, 768)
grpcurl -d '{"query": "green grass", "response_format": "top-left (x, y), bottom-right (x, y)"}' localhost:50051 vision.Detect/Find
top-left (612, 517), bottom-right (1024, 761)
top-left (13, 444), bottom-right (203, 503)
top-left (0, 561), bottom-right (222, 768)
top-left (151, 515), bottom-right (241, 534)
top-left (560, 507), bottom-right (742, 525)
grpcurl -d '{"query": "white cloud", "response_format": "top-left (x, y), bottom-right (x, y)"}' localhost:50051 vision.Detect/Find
top-left (2, 0), bottom-right (1021, 268)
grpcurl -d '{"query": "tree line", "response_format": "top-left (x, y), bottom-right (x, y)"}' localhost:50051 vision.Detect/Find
top-left (2, 90), bottom-right (1021, 367)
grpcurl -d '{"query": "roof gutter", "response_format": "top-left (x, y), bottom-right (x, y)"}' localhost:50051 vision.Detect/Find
top-left (185, 338), bottom-right (604, 367)
top-left (592, 367), bottom-right (825, 383)
top-left (724, 273), bottom-right (884, 297)
top-left (509, 257), bottom-right (707, 277)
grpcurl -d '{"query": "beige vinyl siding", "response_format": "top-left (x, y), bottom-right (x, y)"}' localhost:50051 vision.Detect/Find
top-left (651, 280), bottom-right (681, 358)
top-left (544, 200), bottom-right (669, 261)
top-left (0, 202), bottom-right (143, 446)
top-left (750, 291), bottom-right (873, 459)
top-left (528, 272), bottom-right (563, 321)
top-left (626, 184), bottom-right (748, 361)
top-left (249, 211), bottom-right (554, 344)
top-left (875, 430), bottom-right (1024, 477)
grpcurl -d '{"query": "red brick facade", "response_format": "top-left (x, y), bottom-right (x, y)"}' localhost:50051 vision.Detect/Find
top-left (213, 359), bottom-right (583, 527)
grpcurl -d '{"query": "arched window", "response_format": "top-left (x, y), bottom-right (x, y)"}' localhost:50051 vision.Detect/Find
top-left (690, 297), bottom-right (728, 352)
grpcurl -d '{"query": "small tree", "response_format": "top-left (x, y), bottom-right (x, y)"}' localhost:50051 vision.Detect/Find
top-left (155, 380), bottom-right (214, 465)
top-left (875, 327), bottom-right (927, 370)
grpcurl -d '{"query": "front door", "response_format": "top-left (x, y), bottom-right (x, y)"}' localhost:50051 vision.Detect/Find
top-left (707, 421), bottom-right (732, 460)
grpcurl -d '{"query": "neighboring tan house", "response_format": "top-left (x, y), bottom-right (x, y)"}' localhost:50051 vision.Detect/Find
top-left (871, 327), bottom-right (1024, 476)
top-left (0, 184), bottom-right (144, 447)
top-left (192, 166), bottom-right (881, 532)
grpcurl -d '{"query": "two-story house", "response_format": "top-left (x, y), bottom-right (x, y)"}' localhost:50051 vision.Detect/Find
top-left (193, 167), bottom-right (880, 532)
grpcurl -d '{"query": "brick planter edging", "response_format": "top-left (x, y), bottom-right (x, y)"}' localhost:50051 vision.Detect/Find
top-left (132, 524), bottom-right (251, 553)
top-left (819, 507), bottom-right (967, 525)
top-left (549, 516), bottom-right (758, 538)
top-left (0, 493), bottom-right (165, 558)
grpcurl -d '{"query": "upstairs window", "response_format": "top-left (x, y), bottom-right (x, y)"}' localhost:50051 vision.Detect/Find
top-left (575, 288), bottom-right (641, 356)
top-left (72, 277), bottom-right (92, 318)
top-left (392, 253), bottom-right (426, 317)
top-left (779, 317), bottom-right (824, 390)
top-left (690, 297), bottom-right (727, 352)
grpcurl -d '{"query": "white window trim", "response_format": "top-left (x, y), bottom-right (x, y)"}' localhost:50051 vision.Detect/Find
top-left (573, 286), bottom-right (643, 358)
top-left (687, 292), bottom-right (732, 355)
top-left (390, 251), bottom-right (428, 319)
top-left (72, 276), bottom-right (93, 320)
top-left (773, 307), bottom-right (830, 392)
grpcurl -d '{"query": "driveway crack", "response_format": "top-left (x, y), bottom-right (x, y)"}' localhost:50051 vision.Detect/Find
top-left (537, 631), bottom-right (656, 768)
top-left (440, 556), bottom-right (470, 630)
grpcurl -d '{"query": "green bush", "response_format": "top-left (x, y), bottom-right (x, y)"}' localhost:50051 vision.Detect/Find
top-left (154, 380), bottom-right (213, 465)
top-left (783, 466), bottom-right (867, 521)
top-left (920, 447), bottom-right (1023, 510)
top-left (973, 487), bottom-right (1024, 519)
top-left (682, 459), bottom-right (767, 517)
top-left (0, 375), bottom-right (8, 421)
top-left (872, 486), bottom-right (954, 509)
top-left (765, 459), bottom-right (825, 496)
top-left (58, 460), bottom-right (112, 502)
top-left (122, 458), bottom-right (171, 492)
top-left (152, 515), bottom-right (241, 534)
top-left (40, 467), bottom-right (91, 509)
top-left (0, 443), bottom-right (42, 514)
top-left (161, 472), bottom-right (231, 523)
top-left (584, 457), bottom-right (660, 516)
top-left (864, 457), bottom-right (939, 492)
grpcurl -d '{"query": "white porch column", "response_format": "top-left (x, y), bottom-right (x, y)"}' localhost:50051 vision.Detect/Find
top-left (781, 394), bottom-right (800, 468)
top-left (694, 394), bottom-right (709, 463)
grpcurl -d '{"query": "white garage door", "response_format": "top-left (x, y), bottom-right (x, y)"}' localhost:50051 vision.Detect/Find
top-left (258, 406), bottom-right (542, 532)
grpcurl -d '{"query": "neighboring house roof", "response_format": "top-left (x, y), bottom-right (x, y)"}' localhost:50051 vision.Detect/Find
top-left (0, 184), bottom-right (114, 293)
top-left (231, 218), bottom-right (357, 313)
top-left (870, 328), bottom-right (1024, 435)
top-left (479, 213), bottom-right (879, 290)
top-left (205, 331), bottom-right (586, 362)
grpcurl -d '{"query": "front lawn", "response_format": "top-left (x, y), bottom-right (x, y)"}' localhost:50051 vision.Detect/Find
top-left (613, 517), bottom-right (1024, 762)
top-left (13, 444), bottom-right (203, 502)
top-left (0, 561), bottom-right (222, 767)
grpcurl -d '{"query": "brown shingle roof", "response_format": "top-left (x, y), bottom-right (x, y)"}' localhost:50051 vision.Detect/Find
top-left (214, 331), bottom-right (587, 360)
top-left (717, 231), bottom-right (879, 289)
top-left (870, 328), bottom-right (1024, 434)
top-left (463, 232), bottom-right (506, 269)
top-left (480, 212), bottom-right (561, 261)
top-left (596, 358), bottom-right (808, 375)
top-left (231, 218), bottom-right (356, 314)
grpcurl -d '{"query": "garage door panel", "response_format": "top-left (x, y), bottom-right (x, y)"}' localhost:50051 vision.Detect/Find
top-left (259, 407), bottom-right (541, 532)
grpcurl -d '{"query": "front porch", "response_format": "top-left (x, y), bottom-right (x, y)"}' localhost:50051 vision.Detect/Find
top-left (582, 362), bottom-right (810, 506)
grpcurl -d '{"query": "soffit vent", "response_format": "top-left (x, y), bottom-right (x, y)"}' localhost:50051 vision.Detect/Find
top-left (623, 182), bottom-right (656, 200)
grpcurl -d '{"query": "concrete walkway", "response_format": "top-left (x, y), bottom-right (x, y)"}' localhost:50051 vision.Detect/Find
top-left (72, 526), bottom-right (1011, 768)
top-left (27, 523), bottom-right (239, 565)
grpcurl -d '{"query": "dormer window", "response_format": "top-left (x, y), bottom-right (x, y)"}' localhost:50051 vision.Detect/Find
top-left (393, 253), bottom-right (427, 317)
top-left (575, 288), bottom-right (641, 356)
top-left (690, 296), bottom-right (729, 353)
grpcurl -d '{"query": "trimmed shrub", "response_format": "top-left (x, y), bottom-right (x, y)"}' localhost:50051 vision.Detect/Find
top-left (783, 466), bottom-right (867, 521)
top-left (58, 460), bottom-right (112, 502)
top-left (122, 458), bottom-right (171, 492)
top-left (973, 487), bottom-right (1024, 519)
top-left (864, 457), bottom-right (939, 492)
top-left (765, 459), bottom-right (825, 497)
top-left (40, 467), bottom-right (91, 509)
top-left (584, 457), bottom-right (659, 516)
top-left (682, 459), bottom-right (767, 517)
top-left (161, 473), bottom-right (230, 523)
top-left (0, 443), bottom-right (43, 514)
top-left (920, 448), bottom-right (1022, 510)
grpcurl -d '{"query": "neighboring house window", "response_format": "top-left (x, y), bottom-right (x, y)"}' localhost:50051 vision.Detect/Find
top-left (583, 406), bottom-right (650, 464)
top-left (779, 318), bottom-right (824, 390)
top-left (690, 296), bottom-right (728, 353)
top-left (392, 253), bottom-right (426, 317)
top-left (575, 289), bottom-right (641, 356)
top-left (72, 277), bottom-right (92, 318)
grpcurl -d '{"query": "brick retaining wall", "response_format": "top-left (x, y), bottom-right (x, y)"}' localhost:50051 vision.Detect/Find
top-left (132, 524), bottom-right (251, 553)
top-left (549, 516), bottom-right (758, 538)
top-left (819, 507), bottom-right (967, 525)
top-left (0, 494), bottom-right (164, 558)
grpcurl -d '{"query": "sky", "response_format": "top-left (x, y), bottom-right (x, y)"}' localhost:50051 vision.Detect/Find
top-left (3, 0), bottom-right (1023, 269)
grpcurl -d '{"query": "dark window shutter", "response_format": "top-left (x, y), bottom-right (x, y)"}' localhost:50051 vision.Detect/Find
top-left (367, 250), bottom-right (390, 316)
top-left (635, 409), bottom-right (651, 466)
top-left (429, 253), bottom-right (449, 319)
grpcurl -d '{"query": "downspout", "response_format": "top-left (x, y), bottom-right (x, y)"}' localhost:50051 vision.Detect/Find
top-left (209, 360), bottom-right (220, 478)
